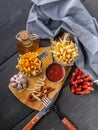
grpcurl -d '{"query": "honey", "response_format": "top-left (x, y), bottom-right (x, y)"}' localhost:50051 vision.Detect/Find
top-left (17, 39), bottom-right (39, 54)
top-left (16, 31), bottom-right (39, 54)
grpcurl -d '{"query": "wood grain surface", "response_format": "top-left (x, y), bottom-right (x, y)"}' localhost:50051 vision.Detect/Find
top-left (8, 46), bottom-right (71, 111)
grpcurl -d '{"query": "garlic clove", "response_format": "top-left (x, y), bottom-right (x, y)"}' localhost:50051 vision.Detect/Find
top-left (10, 77), bottom-right (16, 82)
top-left (13, 74), bottom-right (18, 79)
top-left (19, 74), bottom-right (25, 79)
top-left (17, 84), bottom-right (23, 90)
top-left (11, 82), bottom-right (17, 88)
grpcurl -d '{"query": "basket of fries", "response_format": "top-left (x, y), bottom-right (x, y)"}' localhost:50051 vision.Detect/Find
top-left (16, 52), bottom-right (42, 77)
top-left (51, 33), bottom-right (79, 66)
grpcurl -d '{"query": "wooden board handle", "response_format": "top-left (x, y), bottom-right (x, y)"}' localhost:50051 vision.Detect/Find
top-left (22, 114), bottom-right (41, 130)
top-left (62, 117), bottom-right (77, 130)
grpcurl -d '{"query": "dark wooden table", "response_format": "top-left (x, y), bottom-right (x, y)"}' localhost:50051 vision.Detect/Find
top-left (0, 0), bottom-right (98, 130)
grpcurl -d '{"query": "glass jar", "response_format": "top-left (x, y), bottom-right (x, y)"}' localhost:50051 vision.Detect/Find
top-left (16, 30), bottom-right (39, 54)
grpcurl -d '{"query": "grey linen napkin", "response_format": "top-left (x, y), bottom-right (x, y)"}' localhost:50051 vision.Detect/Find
top-left (26, 0), bottom-right (98, 81)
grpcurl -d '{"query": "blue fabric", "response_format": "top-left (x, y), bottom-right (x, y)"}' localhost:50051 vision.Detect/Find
top-left (26, 0), bottom-right (98, 81)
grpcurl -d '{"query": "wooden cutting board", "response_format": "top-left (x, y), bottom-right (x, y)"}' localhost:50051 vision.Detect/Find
top-left (8, 46), bottom-right (71, 111)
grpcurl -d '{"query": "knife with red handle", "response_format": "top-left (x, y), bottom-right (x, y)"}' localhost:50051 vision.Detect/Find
top-left (23, 107), bottom-right (77, 130)
top-left (51, 105), bottom-right (77, 130)
top-left (62, 117), bottom-right (77, 130)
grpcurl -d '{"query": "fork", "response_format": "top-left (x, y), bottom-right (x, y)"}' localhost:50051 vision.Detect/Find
top-left (41, 96), bottom-right (52, 107)
top-left (30, 91), bottom-right (52, 107)
top-left (43, 96), bottom-right (77, 130)
top-left (31, 94), bottom-right (52, 107)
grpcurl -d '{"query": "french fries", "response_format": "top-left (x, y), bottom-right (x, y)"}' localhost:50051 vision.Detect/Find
top-left (16, 52), bottom-right (41, 76)
top-left (51, 35), bottom-right (78, 65)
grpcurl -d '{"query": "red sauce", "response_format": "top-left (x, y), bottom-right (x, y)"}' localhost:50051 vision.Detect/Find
top-left (46, 63), bottom-right (65, 82)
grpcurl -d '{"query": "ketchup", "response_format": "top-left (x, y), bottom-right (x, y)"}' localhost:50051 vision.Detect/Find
top-left (46, 63), bottom-right (65, 82)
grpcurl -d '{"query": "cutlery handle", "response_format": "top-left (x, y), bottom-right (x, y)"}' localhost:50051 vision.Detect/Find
top-left (22, 114), bottom-right (41, 130)
top-left (62, 117), bottom-right (77, 130)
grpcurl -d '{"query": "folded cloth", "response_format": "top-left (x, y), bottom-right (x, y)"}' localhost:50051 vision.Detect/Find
top-left (26, 0), bottom-right (98, 81)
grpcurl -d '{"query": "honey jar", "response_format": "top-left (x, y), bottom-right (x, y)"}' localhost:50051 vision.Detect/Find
top-left (16, 30), bottom-right (39, 54)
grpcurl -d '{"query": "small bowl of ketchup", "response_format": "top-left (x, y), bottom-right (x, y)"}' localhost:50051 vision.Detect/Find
top-left (46, 62), bottom-right (65, 82)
